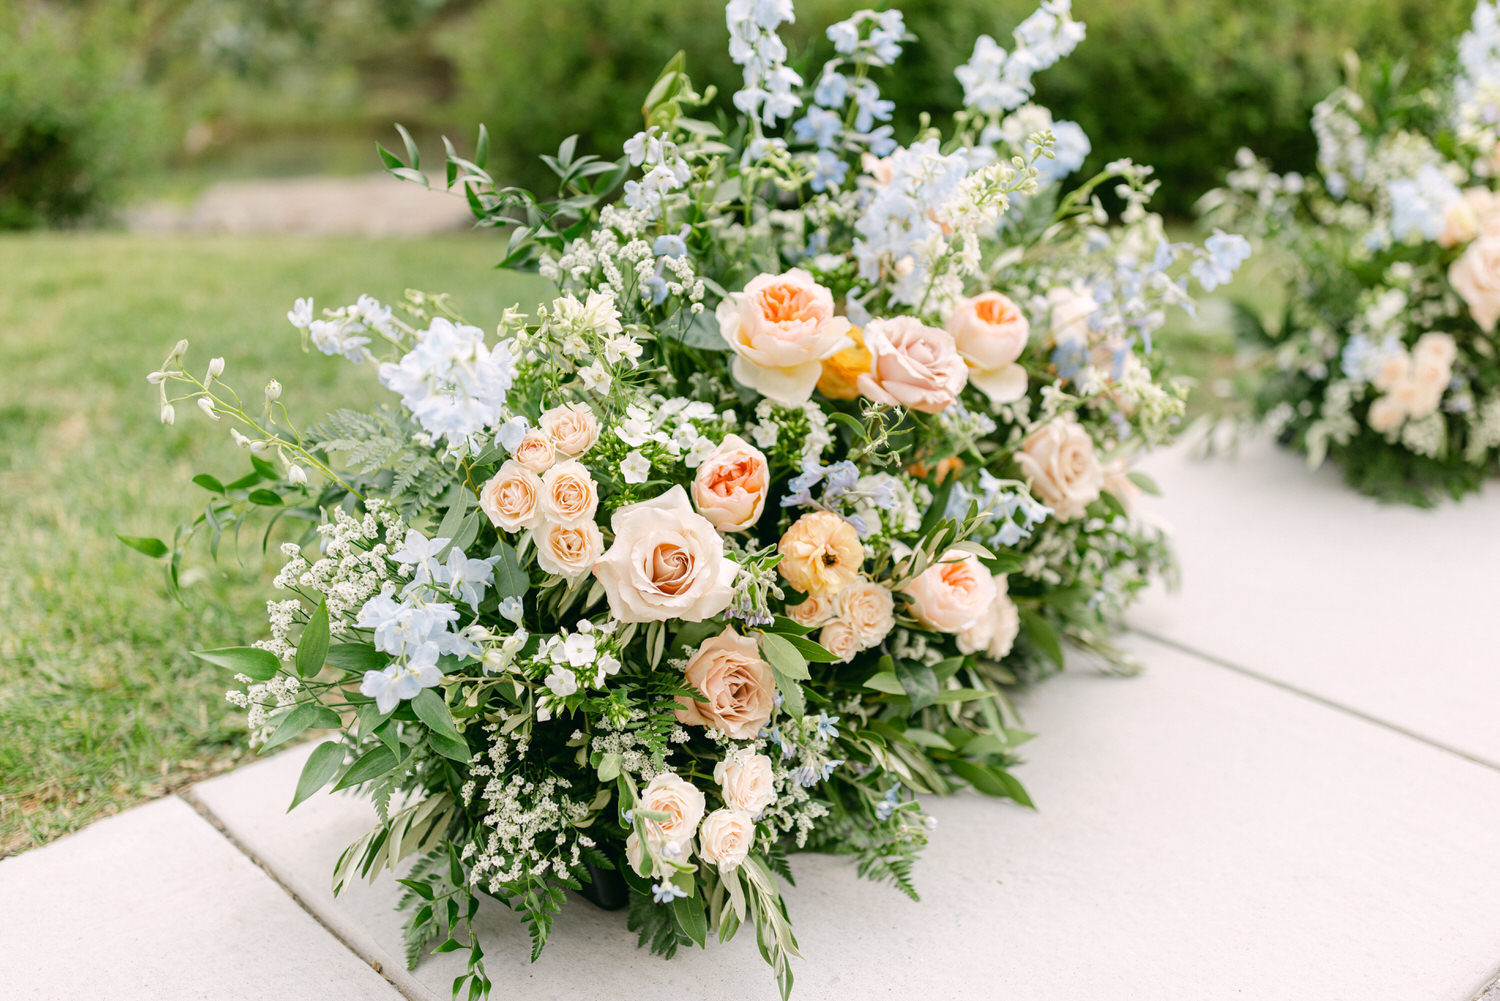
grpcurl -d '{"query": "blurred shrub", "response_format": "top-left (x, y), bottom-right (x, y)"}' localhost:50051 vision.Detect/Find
top-left (0, 12), bottom-right (158, 229)
top-left (443, 0), bottom-right (1472, 216)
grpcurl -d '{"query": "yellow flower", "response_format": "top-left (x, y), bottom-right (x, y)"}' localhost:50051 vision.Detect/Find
top-left (777, 511), bottom-right (864, 597)
top-left (816, 326), bottom-right (870, 400)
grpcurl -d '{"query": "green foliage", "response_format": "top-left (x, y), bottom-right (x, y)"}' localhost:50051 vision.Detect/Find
top-left (0, 9), bottom-right (157, 228)
top-left (307, 407), bottom-right (453, 515)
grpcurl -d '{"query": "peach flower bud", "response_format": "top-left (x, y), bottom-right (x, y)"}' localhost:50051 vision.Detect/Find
top-left (1450, 234), bottom-right (1500, 332)
top-left (675, 628), bottom-right (776, 740)
top-left (480, 460), bottom-right (543, 533)
top-left (592, 486), bottom-right (736, 623)
top-left (698, 809), bottom-right (755, 871)
top-left (539, 402), bottom-right (599, 456)
top-left (904, 549), bottom-right (997, 634)
top-left (818, 618), bottom-right (860, 663)
top-left (512, 430), bottom-right (556, 473)
top-left (713, 753), bottom-right (776, 816)
top-left (533, 520), bottom-right (603, 579)
top-left (855, 316), bottom-right (968, 414)
top-left (539, 460), bottom-right (598, 526)
top-left (1016, 414), bottom-right (1103, 522)
top-left (777, 511), bottom-right (864, 597)
top-left (947, 292), bottom-right (1029, 404)
top-left (691, 434), bottom-right (770, 533)
top-left (837, 580), bottom-right (895, 649)
top-left (717, 268), bottom-right (853, 404)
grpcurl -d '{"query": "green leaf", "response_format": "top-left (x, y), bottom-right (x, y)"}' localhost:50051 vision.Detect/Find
top-left (672, 894), bottom-right (709, 948)
top-left (395, 123), bottom-right (420, 170)
top-left (192, 646), bottom-right (280, 681)
top-left (491, 541), bottom-right (529, 598)
top-left (377, 142), bottom-right (405, 170)
top-left (263, 702), bottom-right (342, 751)
top-left (334, 744), bottom-right (398, 791)
top-left (289, 740), bottom-right (345, 810)
top-left (474, 124), bottom-right (490, 170)
top-left (192, 473), bottom-right (226, 494)
top-left (426, 729), bottom-right (472, 763)
top-left (893, 657), bottom-right (939, 712)
top-left (247, 489), bottom-right (283, 506)
top-left (117, 534), bottom-right (168, 558)
top-left (860, 671), bottom-right (905, 695)
top-left (326, 643), bottom-right (387, 672)
top-left (950, 759), bottom-right (1034, 808)
top-left (1019, 610), bottom-right (1065, 669)
top-left (412, 689), bottom-right (462, 742)
top-left (295, 600), bottom-right (331, 678)
top-left (596, 752), bottom-right (621, 782)
top-left (781, 633), bottom-right (838, 663)
top-left (758, 633), bottom-right (810, 680)
top-left (1127, 470), bottom-right (1162, 496)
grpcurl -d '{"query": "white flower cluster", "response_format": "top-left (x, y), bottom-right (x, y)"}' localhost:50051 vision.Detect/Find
top-left (954, 0), bottom-right (1085, 115)
top-left (623, 129), bottom-right (692, 220)
top-left (527, 619), bottom-right (623, 721)
top-left (726, 0), bottom-right (802, 127)
top-left (225, 672), bottom-right (302, 745)
top-left (287, 294), bottom-right (397, 363)
top-left (748, 398), bottom-right (834, 467)
top-left (378, 317), bottom-right (516, 452)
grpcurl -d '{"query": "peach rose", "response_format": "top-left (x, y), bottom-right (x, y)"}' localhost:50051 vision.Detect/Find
top-left (1371, 351), bottom-right (1411, 393)
top-left (903, 549), bottom-right (997, 634)
top-left (714, 753), bottom-right (776, 816)
top-left (539, 402), bottom-right (599, 456)
top-left (1367, 395), bottom-right (1405, 433)
top-left (691, 434), bottom-right (770, 533)
top-left (817, 326), bottom-right (872, 400)
top-left (1440, 196), bottom-right (1480, 248)
top-left (838, 580), bottom-right (894, 649)
top-left (592, 486), bottom-right (737, 623)
top-left (787, 592), bottom-right (838, 628)
top-left (533, 520), bottom-right (603, 579)
top-left (1016, 415), bottom-right (1103, 522)
top-left (956, 576), bottom-right (1021, 661)
top-left (539, 460), bottom-right (598, 526)
top-left (639, 771), bottom-right (705, 851)
top-left (698, 809), bottom-right (755, 871)
top-left (479, 460), bottom-right (543, 533)
top-left (855, 316), bottom-right (968, 414)
top-left (948, 292), bottom-right (1029, 404)
top-left (717, 269), bottom-right (853, 404)
top-left (818, 618), bottom-right (860, 663)
top-left (1450, 234), bottom-right (1500, 331)
top-left (675, 628), bottom-right (776, 740)
top-left (1414, 332), bottom-right (1458, 368)
top-left (512, 430), bottom-right (556, 473)
top-left (777, 511), bottom-right (864, 597)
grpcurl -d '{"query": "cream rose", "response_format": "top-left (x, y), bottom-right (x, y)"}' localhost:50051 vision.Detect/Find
top-left (717, 269), bottom-right (852, 404)
top-left (675, 628), bottom-right (776, 740)
top-left (714, 753), bottom-right (776, 816)
top-left (698, 809), bottom-right (755, 871)
top-left (691, 434), bottom-right (770, 532)
top-left (592, 486), bottom-right (736, 623)
top-left (1016, 415), bottom-right (1103, 522)
top-left (479, 460), bottom-right (543, 533)
top-left (1414, 332), bottom-right (1458, 368)
top-left (533, 520), bottom-right (603, 579)
top-left (639, 771), bottom-right (706, 851)
top-left (1047, 286), bottom-right (1097, 347)
top-left (956, 576), bottom-right (1021, 661)
top-left (1367, 394), bottom-right (1405, 433)
top-left (787, 592), bottom-right (838, 628)
top-left (512, 430), bottom-right (556, 473)
top-left (1450, 234), bottom-right (1500, 331)
top-left (838, 580), bottom-right (894, 649)
top-left (1444, 187), bottom-right (1500, 246)
top-left (539, 460), bottom-right (598, 526)
top-left (818, 618), bottom-right (861, 663)
top-left (903, 549), bottom-right (997, 634)
top-left (777, 511), bottom-right (864, 597)
top-left (855, 316), bottom-right (968, 414)
top-left (948, 292), bottom-right (1029, 404)
top-left (1371, 351), bottom-right (1411, 393)
top-left (539, 402), bottom-right (599, 456)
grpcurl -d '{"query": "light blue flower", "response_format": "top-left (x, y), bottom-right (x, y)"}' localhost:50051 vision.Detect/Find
top-left (815, 712), bottom-right (840, 738)
top-left (652, 881), bottom-right (688, 904)
top-left (1190, 230), bottom-right (1252, 292)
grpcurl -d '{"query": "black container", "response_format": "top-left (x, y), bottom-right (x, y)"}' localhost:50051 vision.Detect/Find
top-left (578, 855), bottom-right (629, 910)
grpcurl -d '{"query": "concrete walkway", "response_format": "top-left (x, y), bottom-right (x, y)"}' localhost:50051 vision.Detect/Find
top-left (4, 436), bottom-right (1499, 1000)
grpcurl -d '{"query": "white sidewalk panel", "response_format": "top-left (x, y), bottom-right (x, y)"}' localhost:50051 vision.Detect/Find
top-left (194, 637), bottom-right (1500, 1001)
top-left (0, 795), bottom-right (403, 1001)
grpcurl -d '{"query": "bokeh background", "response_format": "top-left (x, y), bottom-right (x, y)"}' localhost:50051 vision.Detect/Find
top-left (0, 0), bottom-right (1474, 856)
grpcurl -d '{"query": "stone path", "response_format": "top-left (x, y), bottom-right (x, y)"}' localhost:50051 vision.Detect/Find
top-left (4, 437), bottom-right (1498, 1000)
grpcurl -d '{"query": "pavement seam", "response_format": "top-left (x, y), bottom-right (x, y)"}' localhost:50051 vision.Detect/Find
top-left (176, 789), bottom-right (424, 1001)
top-left (1128, 626), bottom-right (1500, 775)
top-left (1470, 966), bottom-right (1500, 1000)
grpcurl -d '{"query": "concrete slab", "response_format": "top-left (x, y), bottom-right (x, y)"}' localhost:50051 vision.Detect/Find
top-left (194, 636), bottom-right (1500, 1000)
top-left (0, 795), bottom-right (404, 1000)
top-left (1132, 434), bottom-right (1500, 767)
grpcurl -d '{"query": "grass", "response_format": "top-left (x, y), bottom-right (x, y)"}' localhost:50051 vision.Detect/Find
top-left (0, 232), bottom-right (546, 857)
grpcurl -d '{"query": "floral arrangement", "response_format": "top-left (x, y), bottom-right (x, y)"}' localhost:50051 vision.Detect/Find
top-left (133, 1), bottom-right (1242, 996)
top-left (1205, 0), bottom-right (1500, 503)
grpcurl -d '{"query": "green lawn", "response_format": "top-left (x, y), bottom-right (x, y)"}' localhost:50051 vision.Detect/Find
top-left (0, 232), bottom-right (546, 857)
